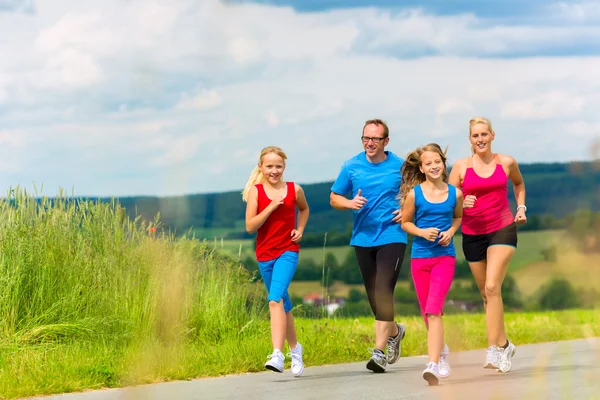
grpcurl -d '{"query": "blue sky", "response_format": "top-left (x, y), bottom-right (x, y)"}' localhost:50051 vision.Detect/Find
top-left (1, 0), bottom-right (599, 197)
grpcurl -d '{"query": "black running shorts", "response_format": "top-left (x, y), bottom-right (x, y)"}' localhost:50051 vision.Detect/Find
top-left (461, 222), bottom-right (518, 263)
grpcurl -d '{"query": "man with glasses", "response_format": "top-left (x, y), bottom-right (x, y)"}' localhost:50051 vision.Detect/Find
top-left (330, 119), bottom-right (408, 373)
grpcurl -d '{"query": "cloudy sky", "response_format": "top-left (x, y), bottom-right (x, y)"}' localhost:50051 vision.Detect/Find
top-left (1, 0), bottom-right (599, 197)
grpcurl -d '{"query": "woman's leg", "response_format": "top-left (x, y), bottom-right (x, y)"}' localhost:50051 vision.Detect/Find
top-left (485, 245), bottom-right (515, 346)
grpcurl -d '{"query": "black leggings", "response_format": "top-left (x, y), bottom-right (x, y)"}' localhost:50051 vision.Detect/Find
top-left (354, 243), bottom-right (407, 321)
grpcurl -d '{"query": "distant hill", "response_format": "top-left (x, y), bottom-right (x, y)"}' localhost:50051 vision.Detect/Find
top-left (96, 161), bottom-right (599, 239)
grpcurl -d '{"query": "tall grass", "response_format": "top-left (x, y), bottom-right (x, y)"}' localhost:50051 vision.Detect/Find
top-left (0, 186), bottom-right (266, 347)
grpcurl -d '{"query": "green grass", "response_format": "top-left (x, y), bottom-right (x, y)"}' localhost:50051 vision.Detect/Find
top-left (0, 187), bottom-right (595, 399)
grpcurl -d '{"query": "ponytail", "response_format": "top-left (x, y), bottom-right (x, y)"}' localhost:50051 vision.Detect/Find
top-left (242, 166), bottom-right (264, 202)
top-left (398, 149), bottom-right (426, 207)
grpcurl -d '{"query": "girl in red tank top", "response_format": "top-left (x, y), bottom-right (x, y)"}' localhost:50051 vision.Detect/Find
top-left (242, 146), bottom-right (310, 376)
top-left (448, 117), bottom-right (527, 374)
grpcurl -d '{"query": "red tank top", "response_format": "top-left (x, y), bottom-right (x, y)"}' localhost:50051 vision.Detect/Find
top-left (255, 181), bottom-right (300, 262)
top-left (460, 155), bottom-right (514, 235)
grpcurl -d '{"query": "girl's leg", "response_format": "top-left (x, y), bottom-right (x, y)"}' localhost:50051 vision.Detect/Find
top-left (268, 251), bottom-right (299, 352)
top-left (411, 258), bottom-right (432, 328)
top-left (426, 256), bottom-right (456, 363)
top-left (485, 245), bottom-right (515, 346)
top-left (426, 314), bottom-right (443, 363)
top-left (285, 311), bottom-right (298, 348)
top-left (257, 259), bottom-right (281, 350)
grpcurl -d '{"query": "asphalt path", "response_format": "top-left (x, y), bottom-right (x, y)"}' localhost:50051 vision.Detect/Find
top-left (28, 338), bottom-right (600, 400)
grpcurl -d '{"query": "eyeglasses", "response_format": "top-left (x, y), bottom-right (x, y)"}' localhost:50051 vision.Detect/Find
top-left (361, 136), bottom-right (386, 143)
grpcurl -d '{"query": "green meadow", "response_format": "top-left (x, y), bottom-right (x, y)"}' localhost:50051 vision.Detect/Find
top-left (0, 188), bottom-right (597, 399)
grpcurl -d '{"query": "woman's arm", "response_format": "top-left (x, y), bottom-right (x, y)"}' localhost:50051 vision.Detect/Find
top-left (504, 155), bottom-right (527, 223)
top-left (448, 158), bottom-right (465, 188)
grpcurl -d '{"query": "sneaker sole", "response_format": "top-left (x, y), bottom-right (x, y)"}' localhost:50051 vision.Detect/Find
top-left (366, 359), bottom-right (386, 373)
top-left (292, 365), bottom-right (304, 377)
top-left (423, 372), bottom-right (440, 386)
top-left (387, 325), bottom-right (407, 365)
top-left (265, 365), bottom-right (283, 373)
top-left (483, 363), bottom-right (498, 369)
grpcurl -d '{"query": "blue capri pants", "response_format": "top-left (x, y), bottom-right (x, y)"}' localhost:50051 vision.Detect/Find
top-left (257, 251), bottom-right (298, 313)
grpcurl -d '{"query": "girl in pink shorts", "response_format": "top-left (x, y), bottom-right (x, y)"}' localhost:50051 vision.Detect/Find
top-left (399, 143), bottom-right (463, 386)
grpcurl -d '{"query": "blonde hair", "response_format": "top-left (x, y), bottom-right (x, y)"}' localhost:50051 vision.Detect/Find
top-left (469, 116), bottom-right (494, 154)
top-left (241, 146), bottom-right (288, 202)
top-left (398, 143), bottom-right (449, 206)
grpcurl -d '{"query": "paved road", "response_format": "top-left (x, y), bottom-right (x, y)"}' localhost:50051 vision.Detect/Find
top-left (29, 338), bottom-right (600, 400)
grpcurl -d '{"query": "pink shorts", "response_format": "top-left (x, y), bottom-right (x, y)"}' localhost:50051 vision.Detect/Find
top-left (411, 256), bottom-right (456, 325)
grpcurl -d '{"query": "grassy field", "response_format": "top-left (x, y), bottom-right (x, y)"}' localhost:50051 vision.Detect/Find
top-left (513, 246), bottom-right (600, 300)
top-left (212, 229), bottom-right (565, 271)
top-left (0, 188), bottom-right (596, 399)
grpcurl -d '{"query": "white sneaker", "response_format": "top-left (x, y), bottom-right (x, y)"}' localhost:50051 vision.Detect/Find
top-left (265, 349), bottom-right (284, 373)
top-left (439, 344), bottom-right (451, 378)
top-left (288, 343), bottom-right (304, 377)
top-left (422, 362), bottom-right (441, 386)
top-left (497, 340), bottom-right (516, 373)
top-left (484, 345), bottom-right (499, 369)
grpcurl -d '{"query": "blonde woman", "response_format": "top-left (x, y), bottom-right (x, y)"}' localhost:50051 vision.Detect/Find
top-left (448, 117), bottom-right (527, 373)
top-left (242, 146), bottom-right (310, 377)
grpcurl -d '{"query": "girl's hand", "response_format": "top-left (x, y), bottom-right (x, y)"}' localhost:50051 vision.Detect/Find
top-left (515, 208), bottom-right (527, 224)
top-left (291, 229), bottom-right (303, 242)
top-left (269, 195), bottom-right (285, 211)
top-left (438, 230), bottom-right (454, 246)
top-left (420, 227), bottom-right (440, 242)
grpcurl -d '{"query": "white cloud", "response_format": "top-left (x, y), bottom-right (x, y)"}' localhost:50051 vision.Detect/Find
top-left (1, 0), bottom-right (600, 196)
top-left (550, 1), bottom-right (600, 22)
top-left (501, 91), bottom-right (586, 120)
top-left (175, 90), bottom-right (223, 111)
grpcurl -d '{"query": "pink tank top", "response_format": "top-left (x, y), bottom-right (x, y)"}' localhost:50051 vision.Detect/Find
top-left (460, 155), bottom-right (514, 235)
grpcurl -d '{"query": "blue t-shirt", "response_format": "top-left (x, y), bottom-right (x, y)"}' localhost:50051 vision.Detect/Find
top-left (331, 151), bottom-right (407, 247)
top-left (411, 183), bottom-right (457, 258)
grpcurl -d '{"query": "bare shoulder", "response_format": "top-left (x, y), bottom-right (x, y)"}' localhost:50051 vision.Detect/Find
top-left (451, 157), bottom-right (468, 168)
top-left (294, 183), bottom-right (304, 193)
top-left (497, 153), bottom-right (517, 167)
top-left (450, 157), bottom-right (468, 173)
top-left (455, 186), bottom-right (464, 199)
